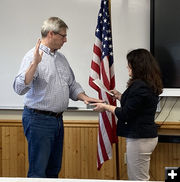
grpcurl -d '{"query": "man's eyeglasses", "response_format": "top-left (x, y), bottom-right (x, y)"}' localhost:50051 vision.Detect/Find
top-left (53, 32), bottom-right (67, 38)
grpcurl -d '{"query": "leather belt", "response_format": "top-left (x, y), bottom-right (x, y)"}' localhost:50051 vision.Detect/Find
top-left (25, 106), bottom-right (63, 118)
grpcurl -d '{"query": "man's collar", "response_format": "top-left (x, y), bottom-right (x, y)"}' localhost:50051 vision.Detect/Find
top-left (39, 44), bottom-right (57, 56)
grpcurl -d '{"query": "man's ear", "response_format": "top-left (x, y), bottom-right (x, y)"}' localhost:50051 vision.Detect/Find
top-left (47, 31), bottom-right (54, 38)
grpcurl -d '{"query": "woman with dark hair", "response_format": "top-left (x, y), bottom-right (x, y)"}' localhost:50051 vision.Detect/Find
top-left (92, 48), bottom-right (163, 181)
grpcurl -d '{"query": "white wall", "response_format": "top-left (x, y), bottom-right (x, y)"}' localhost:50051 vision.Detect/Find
top-left (0, 0), bottom-right (151, 109)
top-left (112, 0), bottom-right (150, 93)
top-left (0, 0), bottom-right (179, 122)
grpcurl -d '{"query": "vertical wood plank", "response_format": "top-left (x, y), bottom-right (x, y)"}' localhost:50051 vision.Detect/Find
top-left (17, 127), bottom-right (25, 177)
top-left (10, 127), bottom-right (17, 176)
top-left (0, 127), bottom-right (2, 176)
top-left (72, 127), bottom-right (81, 178)
top-left (63, 127), bottom-right (69, 177)
top-left (2, 127), bottom-right (10, 176)
top-left (118, 137), bottom-right (128, 180)
top-left (88, 127), bottom-right (97, 179)
top-left (80, 127), bottom-right (89, 178)
top-left (76, 127), bottom-right (81, 178)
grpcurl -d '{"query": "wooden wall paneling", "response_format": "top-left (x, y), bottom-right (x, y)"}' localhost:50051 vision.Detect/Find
top-left (2, 127), bottom-right (10, 176)
top-left (60, 120), bottom-right (116, 180)
top-left (9, 127), bottom-right (17, 176)
top-left (88, 127), bottom-right (98, 179)
top-left (106, 144), bottom-right (116, 179)
top-left (80, 127), bottom-right (89, 179)
top-left (160, 143), bottom-right (166, 179)
top-left (63, 126), bottom-right (71, 178)
top-left (17, 127), bottom-right (26, 177)
top-left (150, 142), bottom-right (180, 181)
top-left (112, 143), bottom-right (118, 179)
top-left (68, 127), bottom-right (75, 178)
top-left (175, 143), bottom-right (180, 164)
top-left (1, 126), bottom-right (26, 177)
top-left (118, 137), bottom-right (127, 180)
top-left (71, 127), bottom-right (80, 178)
top-left (59, 128), bottom-right (66, 178)
top-left (0, 119), bottom-right (180, 180)
top-left (76, 127), bottom-right (81, 178)
top-left (0, 127), bottom-right (2, 176)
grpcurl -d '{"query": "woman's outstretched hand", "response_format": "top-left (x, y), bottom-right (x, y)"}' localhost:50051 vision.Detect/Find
top-left (91, 103), bottom-right (107, 112)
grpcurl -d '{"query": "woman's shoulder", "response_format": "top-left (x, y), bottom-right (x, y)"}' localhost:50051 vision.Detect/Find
top-left (131, 79), bottom-right (149, 88)
top-left (129, 79), bottom-right (152, 95)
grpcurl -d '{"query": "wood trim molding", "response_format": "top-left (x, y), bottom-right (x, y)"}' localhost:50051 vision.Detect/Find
top-left (0, 119), bottom-right (99, 128)
top-left (156, 121), bottom-right (180, 129)
top-left (64, 120), bottom-right (99, 128)
top-left (0, 119), bottom-right (179, 127)
top-left (0, 119), bottom-right (22, 126)
top-left (156, 121), bottom-right (180, 136)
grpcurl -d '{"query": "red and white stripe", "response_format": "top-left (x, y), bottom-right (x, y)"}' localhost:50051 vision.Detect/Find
top-left (89, 36), bottom-right (118, 170)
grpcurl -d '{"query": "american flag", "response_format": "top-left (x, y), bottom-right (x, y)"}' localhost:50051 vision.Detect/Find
top-left (89, 0), bottom-right (118, 170)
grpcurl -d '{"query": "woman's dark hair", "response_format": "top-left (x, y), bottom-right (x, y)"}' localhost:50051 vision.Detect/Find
top-left (127, 48), bottom-right (163, 95)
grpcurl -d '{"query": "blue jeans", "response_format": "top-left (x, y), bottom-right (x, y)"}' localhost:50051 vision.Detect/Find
top-left (22, 107), bottom-right (64, 178)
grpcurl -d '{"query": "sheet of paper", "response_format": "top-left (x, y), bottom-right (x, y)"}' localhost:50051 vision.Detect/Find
top-left (93, 79), bottom-right (114, 96)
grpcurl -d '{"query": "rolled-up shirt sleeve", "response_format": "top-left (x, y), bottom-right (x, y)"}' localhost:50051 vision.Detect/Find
top-left (13, 50), bottom-right (38, 95)
top-left (13, 71), bottom-right (32, 95)
top-left (69, 81), bottom-right (84, 101)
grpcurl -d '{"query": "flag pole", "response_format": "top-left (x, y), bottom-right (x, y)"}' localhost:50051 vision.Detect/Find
top-left (108, 0), bottom-right (120, 179)
top-left (115, 142), bottom-right (120, 179)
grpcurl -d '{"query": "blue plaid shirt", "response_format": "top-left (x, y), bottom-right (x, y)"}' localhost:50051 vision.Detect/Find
top-left (13, 44), bottom-right (84, 112)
